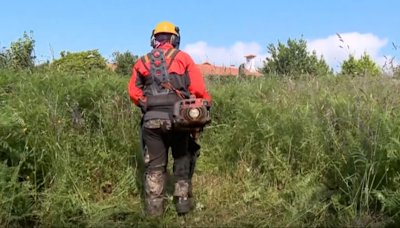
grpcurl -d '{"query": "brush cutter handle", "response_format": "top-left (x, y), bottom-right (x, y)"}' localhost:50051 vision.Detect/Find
top-left (190, 127), bottom-right (204, 140)
top-left (191, 131), bottom-right (199, 140)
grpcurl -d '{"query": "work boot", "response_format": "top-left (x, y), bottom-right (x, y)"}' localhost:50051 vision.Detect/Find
top-left (145, 198), bottom-right (164, 216)
top-left (173, 180), bottom-right (193, 215)
top-left (144, 169), bottom-right (166, 216)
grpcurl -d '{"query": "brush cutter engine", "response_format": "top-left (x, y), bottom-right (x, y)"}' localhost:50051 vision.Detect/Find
top-left (172, 95), bottom-right (211, 132)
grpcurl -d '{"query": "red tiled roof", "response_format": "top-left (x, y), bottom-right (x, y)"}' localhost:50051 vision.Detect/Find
top-left (195, 61), bottom-right (262, 77)
top-left (107, 63), bottom-right (117, 70)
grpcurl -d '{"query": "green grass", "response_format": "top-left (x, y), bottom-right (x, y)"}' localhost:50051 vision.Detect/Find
top-left (1, 70), bottom-right (400, 227)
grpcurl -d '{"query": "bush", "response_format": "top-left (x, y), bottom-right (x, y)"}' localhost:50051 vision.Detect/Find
top-left (51, 49), bottom-right (109, 74)
top-left (1, 68), bottom-right (400, 227)
top-left (111, 50), bottom-right (139, 77)
top-left (340, 52), bottom-right (382, 77)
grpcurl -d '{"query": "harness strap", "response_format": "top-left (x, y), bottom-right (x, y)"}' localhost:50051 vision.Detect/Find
top-left (141, 48), bottom-right (177, 71)
top-left (141, 48), bottom-right (184, 99)
top-left (161, 81), bottom-right (184, 99)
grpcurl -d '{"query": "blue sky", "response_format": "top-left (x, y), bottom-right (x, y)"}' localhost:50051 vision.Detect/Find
top-left (1, 0), bottom-right (399, 69)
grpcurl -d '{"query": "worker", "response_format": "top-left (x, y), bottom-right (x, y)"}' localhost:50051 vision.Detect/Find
top-left (127, 21), bottom-right (212, 216)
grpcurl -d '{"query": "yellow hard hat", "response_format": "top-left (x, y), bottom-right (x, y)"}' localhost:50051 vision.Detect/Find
top-left (153, 21), bottom-right (178, 36)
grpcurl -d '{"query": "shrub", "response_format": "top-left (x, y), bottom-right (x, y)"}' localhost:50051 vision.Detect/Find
top-left (111, 50), bottom-right (139, 76)
top-left (51, 49), bottom-right (108, 74)
top-left (340, 52), bottom-right (382, 77)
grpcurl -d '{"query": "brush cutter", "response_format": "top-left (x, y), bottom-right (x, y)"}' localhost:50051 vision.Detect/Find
top-left (172, 95), bottom-right (211, 136)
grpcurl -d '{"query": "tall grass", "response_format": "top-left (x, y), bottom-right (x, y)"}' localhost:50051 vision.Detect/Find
top-left (1, 69), bottom-right (400, 227)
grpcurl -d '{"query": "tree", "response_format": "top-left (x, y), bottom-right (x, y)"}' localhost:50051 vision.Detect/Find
top-left (262, 36), bottom-right (333, 77)
top-left (0, 31), bottom-right (36, 71)
top-left (111, 50), bottom-right (139, 76)
top-left (340, 52), bottom-right (381, 77)
top-left (51, 49), bottom-right (108, 74)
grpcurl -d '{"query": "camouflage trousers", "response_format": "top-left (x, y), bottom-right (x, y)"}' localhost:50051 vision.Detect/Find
top-left (141, 119), bottom-right (199, 216)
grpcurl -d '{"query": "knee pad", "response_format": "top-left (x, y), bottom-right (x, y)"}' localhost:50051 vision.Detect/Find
top-left (145, 167), bottom-right (167, 198)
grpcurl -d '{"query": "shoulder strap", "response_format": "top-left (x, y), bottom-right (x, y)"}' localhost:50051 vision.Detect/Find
top-left (141, 49), bottom-right (180, 71)
top-left (140, 54), bottom-right (150, 71)
top-left (166, 48), bottom-right (180, 69)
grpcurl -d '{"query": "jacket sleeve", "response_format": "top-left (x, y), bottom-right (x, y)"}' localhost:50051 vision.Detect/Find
top-left (127, 61), bottom-right (144, 106)
top-left (184, 54), bottom-right (212, 105)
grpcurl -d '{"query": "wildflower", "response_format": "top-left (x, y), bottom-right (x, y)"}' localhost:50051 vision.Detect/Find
top-left (23, 127), bottom-right (28, 132)
top-left (57, 120), bottom-right (62, 124)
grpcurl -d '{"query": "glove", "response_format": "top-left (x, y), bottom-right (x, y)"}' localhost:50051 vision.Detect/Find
top-left (191, 130), bottom-right (200, 140)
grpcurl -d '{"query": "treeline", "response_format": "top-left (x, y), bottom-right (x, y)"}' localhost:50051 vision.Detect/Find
top-left (1, 31), bottom-right (399, 78)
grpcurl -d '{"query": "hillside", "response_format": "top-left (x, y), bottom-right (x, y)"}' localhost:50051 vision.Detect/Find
top-left (1, 69), bottom-right (400, 227)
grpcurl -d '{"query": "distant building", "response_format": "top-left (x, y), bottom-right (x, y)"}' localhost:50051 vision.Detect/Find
top-left (244, 54), bottom-right (257, 72)
top-left (107, 63), bottom-right (117, 70)
top-left (195, 54), bottom-right (262, 77)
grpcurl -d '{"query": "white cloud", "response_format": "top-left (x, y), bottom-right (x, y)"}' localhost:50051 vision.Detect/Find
top-left (183, 32), bottom-right (393, 70)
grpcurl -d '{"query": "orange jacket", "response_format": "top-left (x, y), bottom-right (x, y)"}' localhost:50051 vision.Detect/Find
top-left (128, 43), bottom-right (212, 107)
